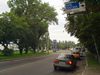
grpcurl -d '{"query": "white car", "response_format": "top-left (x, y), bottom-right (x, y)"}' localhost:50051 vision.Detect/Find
top-left (53, 53), bottom-right (77, 70)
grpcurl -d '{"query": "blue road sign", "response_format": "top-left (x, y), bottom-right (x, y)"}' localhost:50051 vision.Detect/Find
top-left (65, 2), bottom-right (80, 10)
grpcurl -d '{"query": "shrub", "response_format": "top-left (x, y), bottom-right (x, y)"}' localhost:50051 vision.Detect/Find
top-left (2, 49), bottom-right (14, 56)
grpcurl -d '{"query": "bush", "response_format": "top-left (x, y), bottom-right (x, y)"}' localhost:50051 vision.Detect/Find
top-left (2, 49), bottom-right (14, 56)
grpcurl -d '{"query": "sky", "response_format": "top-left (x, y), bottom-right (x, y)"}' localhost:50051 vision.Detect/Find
top-left (0, 0), bottom-right (78, 44)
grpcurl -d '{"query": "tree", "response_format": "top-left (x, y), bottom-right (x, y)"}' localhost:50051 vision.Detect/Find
top-left (64, 0), bottom-right (100, 61)
top-left (57, 41), bottom-right (76, 50)
top-left (6, 0), bottom-right (58, 53)
top-left (0, 12), bottom-right (28, 55)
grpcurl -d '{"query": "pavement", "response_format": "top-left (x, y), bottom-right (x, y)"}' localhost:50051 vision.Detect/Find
top-left (85, 67), bottom-right (100, 75)
top-left (81, 56), bottom-right (100, 75)
top-left (0, 54), bottom-right (55, 71)
top-left (1, 50), bottom-right (99, 75)
top-left (0, 53), bottom-right (86, 75)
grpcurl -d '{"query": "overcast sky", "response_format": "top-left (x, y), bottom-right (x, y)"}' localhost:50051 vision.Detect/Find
top-left (0, 0), bottom-right (78, 44)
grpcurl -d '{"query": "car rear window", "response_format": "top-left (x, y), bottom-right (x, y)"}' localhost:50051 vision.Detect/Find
top-left (57, 53), bottom-right (74, 60)
top-left (65, 55), bottom-right (74, 59)
top-left (57, 53), bottom-right (65, 58)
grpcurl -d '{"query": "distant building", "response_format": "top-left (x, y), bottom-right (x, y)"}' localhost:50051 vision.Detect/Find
top-left (52, 40), bottom-right (58, 51)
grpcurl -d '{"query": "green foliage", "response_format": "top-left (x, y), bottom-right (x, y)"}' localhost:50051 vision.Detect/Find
top-left (0, 51), bottom-right (49, 61)
top-left (2, 49), bottom-right (14, 56)
top-left (58, 41), bottom-right (76, 49)
top-left (65, 0), bottom-right (100, 55)
top-left (38, 32), bottom-right (51, 51)
top-left (87, 52), bottom-right (100, 67)
top-left (7, 0), bottom-right (57, 53)
top-left (0, 0), bottom-right (58, 55)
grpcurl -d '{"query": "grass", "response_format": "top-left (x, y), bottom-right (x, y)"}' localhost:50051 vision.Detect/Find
top-left (0, 50), bottom-right (51, 61)
top-left (87, 52), bottom-right (100, 68)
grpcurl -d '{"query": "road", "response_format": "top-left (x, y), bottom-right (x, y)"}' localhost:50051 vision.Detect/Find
top-left (0, 54), bottom-right (86, 75)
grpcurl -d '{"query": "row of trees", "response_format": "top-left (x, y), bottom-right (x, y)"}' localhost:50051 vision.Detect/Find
top-left (0, 0), bottom-right (58, 55)
top-left (64, 0), bottom-right (100, 61)
top-left (57, 41), bottom-right (76, 50)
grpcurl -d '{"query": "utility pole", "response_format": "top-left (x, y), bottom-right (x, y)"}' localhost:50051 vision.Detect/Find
top-left (92, 34), bottom-right (100, 62)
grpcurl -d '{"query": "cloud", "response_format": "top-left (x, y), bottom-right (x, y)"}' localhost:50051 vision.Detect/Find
top-left (0, 0), bottom-right (10, 14)
top-left (48, 25), bottom-right (78, 44)
top-left (43, 0), bottom-right (78, 43)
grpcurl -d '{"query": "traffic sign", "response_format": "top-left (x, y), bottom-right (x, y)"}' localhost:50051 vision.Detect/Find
top-left (64, 2), bottom-right (86, 14)
top-left (65, 2), bottom-right (80, 10)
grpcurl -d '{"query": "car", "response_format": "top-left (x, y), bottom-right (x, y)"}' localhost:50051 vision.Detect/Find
top-left (53, 53), bottom-right (77, 71)
top-left (80, 51), bottom-right (86, 59)
top-left (72, 52), bottom-right (80, 59)
top-left (72, 48), bottom-right (86, 60)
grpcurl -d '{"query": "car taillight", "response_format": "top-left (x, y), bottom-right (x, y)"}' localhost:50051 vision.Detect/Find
top-left (54, 59), bottom-right (59, 63)
top-left (66, 61), bottom-right (73, 65)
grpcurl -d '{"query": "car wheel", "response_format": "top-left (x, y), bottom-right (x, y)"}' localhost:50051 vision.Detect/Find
top-left (70, 65), bottom-right (76, 71)
top-left (54, 66), bottom-right (58, 71)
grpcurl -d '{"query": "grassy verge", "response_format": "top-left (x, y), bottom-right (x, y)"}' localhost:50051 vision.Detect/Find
top-left (0, 50), bottom-right (51, 61)
top-left (87, 52), bottom-right (100, 69)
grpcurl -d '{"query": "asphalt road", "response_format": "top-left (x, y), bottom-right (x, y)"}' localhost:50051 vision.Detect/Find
top-left (0, 54), bottom-right (86, 75)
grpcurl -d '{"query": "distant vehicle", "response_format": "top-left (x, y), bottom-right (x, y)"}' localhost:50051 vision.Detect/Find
top-left (72, 52), bottom-right (80, 59)
top-left (80, 51), bottom-right (85, 58)
top-left (73, 47), bottom-right (81, 53)
top-left (53, 53), bottom-right (77, 70)
top-left (72, 48), bottom-right (86, 59)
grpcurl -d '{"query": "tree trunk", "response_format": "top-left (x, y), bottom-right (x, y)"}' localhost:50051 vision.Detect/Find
top-left (25, 47), bottom-right (28, 54)
top-left (32, 46), bottom-right (36, 53)
top-left (19, 46), bottom-right (23, 55)
top-left (20, 49), bottom-right (23, 55)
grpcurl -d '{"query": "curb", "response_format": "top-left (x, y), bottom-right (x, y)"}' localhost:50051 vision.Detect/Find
top-left (81, 55), bottom-right (88, 75)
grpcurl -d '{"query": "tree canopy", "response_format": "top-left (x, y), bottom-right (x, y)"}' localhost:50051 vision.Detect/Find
top-left (64, 0), bottom-right (100, 55)
top-left (0, 0), bottom-right (58, 55)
